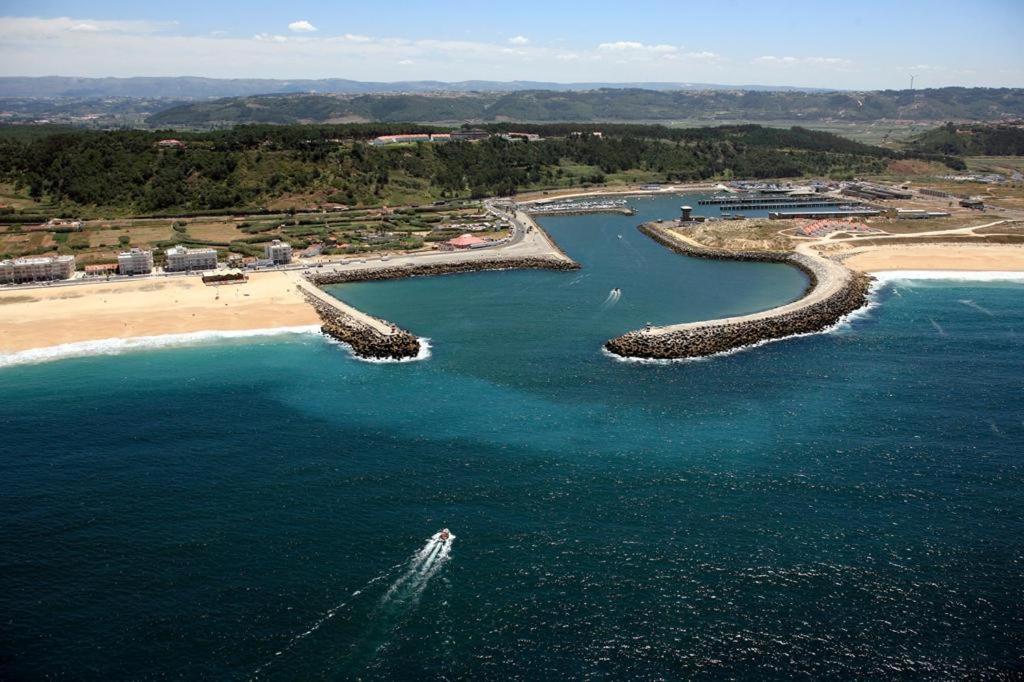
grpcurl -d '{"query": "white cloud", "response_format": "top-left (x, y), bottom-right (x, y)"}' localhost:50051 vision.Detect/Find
top-left (599, 41), bottom-right (642, 51)
top-left (0, 15), bottom-right (1011, 88)
top-left (754, 55), bottom-right (854, 69)
top-left (598, 41), bottom-right (677, 53)
top-left (684, 51), bottom-right (721, 63)
top-left (508, 35), bottom-right (529, 45)
top-left (288, 20), bottom-right (317, 33)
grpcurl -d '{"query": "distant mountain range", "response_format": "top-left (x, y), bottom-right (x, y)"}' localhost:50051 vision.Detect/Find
top-left (145, 88), bottom-right (1024, 127)
top-left (0, 76), bottom-right (829, 99)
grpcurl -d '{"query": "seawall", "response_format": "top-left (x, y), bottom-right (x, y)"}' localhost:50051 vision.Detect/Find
top-left (604, 222), bottom-right (873, 360)
top-left (306, 255), bottom-right (579, 286)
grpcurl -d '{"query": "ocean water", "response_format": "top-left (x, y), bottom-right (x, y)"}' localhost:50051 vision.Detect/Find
top-left (2, 195), bottom-right (1023, 679)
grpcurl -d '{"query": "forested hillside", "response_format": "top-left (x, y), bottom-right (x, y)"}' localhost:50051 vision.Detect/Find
top-left (908, 122), bottom-right (1024, 156)
top-left (0, 123), bottom-right (958, 216)
top-left (147, 88), bottom-right (1024, 127)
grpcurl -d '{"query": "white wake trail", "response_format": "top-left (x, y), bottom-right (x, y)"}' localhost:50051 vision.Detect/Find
top-left (251, 562), bottom-right (403, 678)
top-left (959, 299), bottom-right (995, 316)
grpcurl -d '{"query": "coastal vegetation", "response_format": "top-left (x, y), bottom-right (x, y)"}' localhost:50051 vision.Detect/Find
top-left (0, 123), bottom-right (954, 218)
top-left (144, 88), bottom-right (1024, 127)
top-left (908, 122), bottom-right (1024, 156)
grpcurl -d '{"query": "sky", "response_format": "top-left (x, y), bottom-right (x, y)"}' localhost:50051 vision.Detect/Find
top-left (0, 0), bottom-right (1022, 89)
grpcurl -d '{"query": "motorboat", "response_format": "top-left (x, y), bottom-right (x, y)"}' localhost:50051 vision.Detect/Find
top-left (438, 528), bottom-right (451, 541)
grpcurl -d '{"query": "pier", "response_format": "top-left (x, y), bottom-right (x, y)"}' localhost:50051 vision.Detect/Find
top-left (604, 223), bottom-right (872, 360)
top-left (296, 278), bottom-right (421, 360)
top-left (715, 200), bottom-right (851, 211)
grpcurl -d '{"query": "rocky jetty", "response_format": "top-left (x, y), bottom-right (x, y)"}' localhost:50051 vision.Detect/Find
top-left (605, 222), bottom-right (874, 360)
top-left (306, 256), bottom-right (578, 286)
top-left (301, 289), bottom-right (421, 361)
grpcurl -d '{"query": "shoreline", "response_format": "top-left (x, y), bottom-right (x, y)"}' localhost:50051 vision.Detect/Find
top-left (3, 188), bottom-right (1024, 365)
top-left (0, 325), bottom-right (322, 368)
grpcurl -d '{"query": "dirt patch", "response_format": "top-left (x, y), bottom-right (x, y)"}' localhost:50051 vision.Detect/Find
top-left (0, 295), bottom-right (36, 305)
top-left (886, 159), bottom-right (946, 175)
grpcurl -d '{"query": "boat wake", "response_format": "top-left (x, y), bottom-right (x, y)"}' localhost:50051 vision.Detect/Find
top-left (959, 299), bottom-right (995, 316)
top-left (378, 530), bottom-right (455, 608)
top-left (252, 529), bottom-right (454, 678)
top-left (601, 288), bottom-right (622, 308)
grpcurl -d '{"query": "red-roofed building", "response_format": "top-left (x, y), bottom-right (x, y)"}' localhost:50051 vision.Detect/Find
top-left (446, 233), bottom-right (487, 249)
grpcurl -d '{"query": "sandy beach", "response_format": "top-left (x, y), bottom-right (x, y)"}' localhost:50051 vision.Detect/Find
top-left (0, 271), bottom-right (319, 353)
top-left (843, 244), bottom-right (1024, 272)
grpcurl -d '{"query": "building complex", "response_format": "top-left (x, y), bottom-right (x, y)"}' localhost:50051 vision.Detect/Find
top-left (164, 245), bottom-right (218, 272)
top-left (264, 240), bottom-right (293, 264)
top-left (118, 248), bottom-right (154, 275)
top-left (0, 255), bottom-right (76, 284)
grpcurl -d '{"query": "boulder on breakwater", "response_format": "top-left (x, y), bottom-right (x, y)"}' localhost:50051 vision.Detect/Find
top-left (305, 256), bottom-right (578, 286)
top-left (301, 290), bottom-right (421, 361)
top-left (604, 222), bottom-right (874, 360)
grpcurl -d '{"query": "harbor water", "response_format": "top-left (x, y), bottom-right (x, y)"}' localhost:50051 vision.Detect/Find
top-left (2, 194), bottom-right (1022, 678)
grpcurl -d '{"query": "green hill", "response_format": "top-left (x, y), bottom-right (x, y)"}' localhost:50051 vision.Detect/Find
top-left (148, 88), bottom-right (1024, 127)
top-left (907, 122), bottom-right (1024, 156)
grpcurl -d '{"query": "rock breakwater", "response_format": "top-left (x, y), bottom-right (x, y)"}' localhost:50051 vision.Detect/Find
top-left (306, 256), bottom-right (578, 286)
top-left (300, 289), bottom-right (421, 361)
top-left (604, 222), bottom-right (874, 360)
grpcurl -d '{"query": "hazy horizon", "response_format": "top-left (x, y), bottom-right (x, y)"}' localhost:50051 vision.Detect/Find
top-left (1, 0), bottom-right (1022, 90)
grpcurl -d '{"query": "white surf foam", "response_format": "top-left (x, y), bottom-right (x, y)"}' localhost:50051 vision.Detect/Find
top-left (322, 336), bottom-right (432, 364)
top-left (871, 270), bottom-right (1024, 283)
top-left (0, 325), bottom-right (322, 369)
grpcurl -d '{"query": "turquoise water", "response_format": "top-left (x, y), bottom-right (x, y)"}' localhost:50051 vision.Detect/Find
top-left (2, 195), bottom-right (1023, 679)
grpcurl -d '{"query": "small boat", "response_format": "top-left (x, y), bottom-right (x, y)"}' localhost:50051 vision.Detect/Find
top-left (438, 528), bottom-right (451, 541)
top-left (612, 288), bottom-right (621, 295)
top-left (617, 234), bottom-right (623, 239)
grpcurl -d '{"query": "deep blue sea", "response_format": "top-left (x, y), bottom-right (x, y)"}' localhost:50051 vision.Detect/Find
top-left (2, 195), bottom-right (1023, 679)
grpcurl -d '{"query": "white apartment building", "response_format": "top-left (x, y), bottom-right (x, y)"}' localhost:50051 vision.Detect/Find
top-left (0, 255), bottom-right (76, 284)
top-left (264, 239), bottom-right (293, 265)
top-left (164, 245), bottom-right (218, 272)
top-left (117, 248), bottom-right (154, 275)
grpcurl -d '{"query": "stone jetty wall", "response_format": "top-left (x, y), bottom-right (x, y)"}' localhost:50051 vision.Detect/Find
top-left (527, 207), bottom-right (635, 217)
top-left (300, 289), bottom-right (421, 361)
top-left (604, 222), bottom-right (873, 360)
top-left (306, 255), bottom-right (578, 286)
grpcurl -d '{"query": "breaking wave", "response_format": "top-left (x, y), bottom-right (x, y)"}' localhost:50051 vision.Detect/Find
top-left (0, 325), bottom-right (321, 369)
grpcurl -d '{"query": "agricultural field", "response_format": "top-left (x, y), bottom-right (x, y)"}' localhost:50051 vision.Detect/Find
top-left (0, 202), bottom-right (509, 264)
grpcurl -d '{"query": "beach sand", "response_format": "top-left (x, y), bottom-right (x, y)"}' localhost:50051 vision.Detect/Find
top-left (0, 271), bottom-right (319, 353)
top-left (843, 245), bottom-right (1024, 272)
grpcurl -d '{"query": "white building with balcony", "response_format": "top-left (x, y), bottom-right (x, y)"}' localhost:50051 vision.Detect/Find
top-left (117, 248), bottom-right (154, 275)
top-left (164, 245), bottom-right (218, 272)
top-left (264, 239), bottom-right (293, 265)
top-left (0, 255), bottom-right (76, 284)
